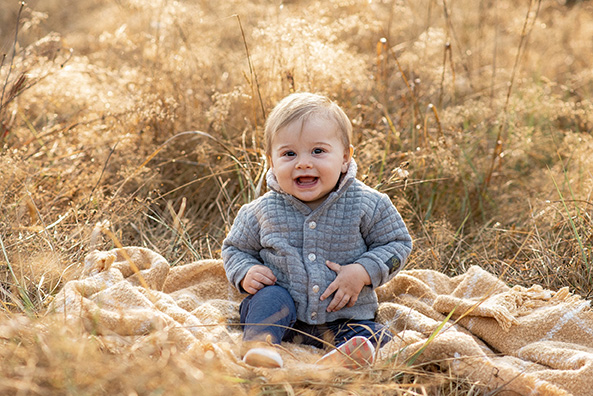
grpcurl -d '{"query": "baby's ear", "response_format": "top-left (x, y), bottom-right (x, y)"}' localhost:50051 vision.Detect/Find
top-left (341, 145), bottom-right (354, 173)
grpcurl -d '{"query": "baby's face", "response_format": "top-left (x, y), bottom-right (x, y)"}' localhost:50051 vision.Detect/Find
top-left (269, 116), bottom-right (351, 209)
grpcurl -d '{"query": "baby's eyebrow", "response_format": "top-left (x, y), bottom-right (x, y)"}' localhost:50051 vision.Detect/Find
top-left (275, 144), bottom-right (293, 151)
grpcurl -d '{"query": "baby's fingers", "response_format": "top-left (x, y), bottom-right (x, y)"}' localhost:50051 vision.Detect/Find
top-left (243, 283), bottom-right (259, 294)
top-left (254, 270), bottom-right (276, 285)
top-left (346, 294), bottom-right (358, 307)
top-left (327, 292), bottom-right (350, 312)
top-left (320, 281), bottom-right (338, 301)
top-left (325, 260), bottom-right (341, 274)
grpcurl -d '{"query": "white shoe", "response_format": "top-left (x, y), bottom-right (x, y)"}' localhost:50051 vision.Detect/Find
top-left (316, 336), bottom-right (375, 369)
top-left (243, 347), bottom-right (283, 368)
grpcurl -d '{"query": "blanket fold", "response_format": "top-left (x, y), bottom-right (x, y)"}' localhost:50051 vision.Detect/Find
top-left (48, 247), bottom-right (593, 396)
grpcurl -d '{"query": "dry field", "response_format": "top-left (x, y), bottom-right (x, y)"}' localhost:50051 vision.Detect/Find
top-left (1, 0), bottom-right (592, 394)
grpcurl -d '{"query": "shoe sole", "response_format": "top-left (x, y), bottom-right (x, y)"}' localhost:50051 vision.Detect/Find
top-left (316, 336), bottom-right (375, 368)
top-left (243, 347), bottom-right (283, 368)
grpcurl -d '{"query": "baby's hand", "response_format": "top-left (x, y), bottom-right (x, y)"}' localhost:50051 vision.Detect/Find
top-left (241, 265), bottom-right (277, 294)
top-left (321, 261), bottom-right (371, 312)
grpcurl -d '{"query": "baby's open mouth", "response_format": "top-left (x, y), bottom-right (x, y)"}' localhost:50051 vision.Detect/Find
top-left (296, 176), bottom-right (318, 186)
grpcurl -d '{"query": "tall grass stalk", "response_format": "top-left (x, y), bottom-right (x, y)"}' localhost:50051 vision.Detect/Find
top-left (423, 104), bottom-right (444, 147)
top-left (99, 224), bottom-right (154, 297)
top-left (0, 2), bottom-right (24, 111)
top-left (549, 169), bottom-right (591, 281)
top-left (384, 37), bottom-right (421, 124)
top-left (0, 233), bottom-right (32, 312)
top-left (235, 14), bottom-right (266, 125)
top-left (483, 0), bottom-right (542, 190)
top-left (405, 307), bottom-right (456, 367)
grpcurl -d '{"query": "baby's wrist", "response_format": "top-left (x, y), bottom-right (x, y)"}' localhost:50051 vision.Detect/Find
top-left (353, 263), bottom-right (372, 285)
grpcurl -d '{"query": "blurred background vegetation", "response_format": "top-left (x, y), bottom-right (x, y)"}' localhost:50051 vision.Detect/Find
top-left (1, 0), bottom-right (592, 394)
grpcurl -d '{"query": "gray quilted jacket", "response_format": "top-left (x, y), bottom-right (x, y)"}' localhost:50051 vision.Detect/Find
top-left (222, 160), bottom-right (413, 324)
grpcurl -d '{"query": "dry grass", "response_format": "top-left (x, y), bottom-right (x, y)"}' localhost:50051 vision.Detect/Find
top-left (1, 0), bottom-right (593, 394)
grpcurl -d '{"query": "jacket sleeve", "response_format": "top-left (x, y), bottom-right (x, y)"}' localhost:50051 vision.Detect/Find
top-left (356, 193), bottom-right (413, 288)
top-left (221, 204), bottom-right (264, 292)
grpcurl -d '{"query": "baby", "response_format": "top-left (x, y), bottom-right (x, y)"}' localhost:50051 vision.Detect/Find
top-left (222, 92), bottom-right (412, 368)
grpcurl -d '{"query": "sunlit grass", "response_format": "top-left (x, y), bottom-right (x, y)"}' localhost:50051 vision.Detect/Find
top-left (1, 0), bottom-right (593, 394)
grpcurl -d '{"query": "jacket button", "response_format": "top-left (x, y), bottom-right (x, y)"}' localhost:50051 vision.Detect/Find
top-left (311, 312), bottom-right (317, 320)
top-left (309, 221), bottom-right (317, 229)
top-left (312, 285), bottom-right (320, 293)
top-left (308, 253), bottom-right (316, 261)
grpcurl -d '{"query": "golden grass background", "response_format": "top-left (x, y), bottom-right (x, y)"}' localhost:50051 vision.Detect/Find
top-left (1, 0), bottom-right (592, 394)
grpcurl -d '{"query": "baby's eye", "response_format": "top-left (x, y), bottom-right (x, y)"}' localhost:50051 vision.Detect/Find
top-left (283, 151), bottom-right (296, 157)
top-left (312, 148), bottom-right (325, 154)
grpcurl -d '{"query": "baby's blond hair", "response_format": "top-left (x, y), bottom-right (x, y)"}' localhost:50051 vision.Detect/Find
top-left (264, 92), bottom-right (352, 158)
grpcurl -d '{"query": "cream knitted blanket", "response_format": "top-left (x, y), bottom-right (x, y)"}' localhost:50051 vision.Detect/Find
top-left (48, 247), bottom-right (593, 395)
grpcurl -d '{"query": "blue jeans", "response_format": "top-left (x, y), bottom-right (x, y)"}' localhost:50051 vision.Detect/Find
top-left (239, 285), bottom-right (393, 348)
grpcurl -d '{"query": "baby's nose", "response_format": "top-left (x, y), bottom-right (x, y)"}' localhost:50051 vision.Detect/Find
top-left (296, 155), bottom-right (313, 168)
